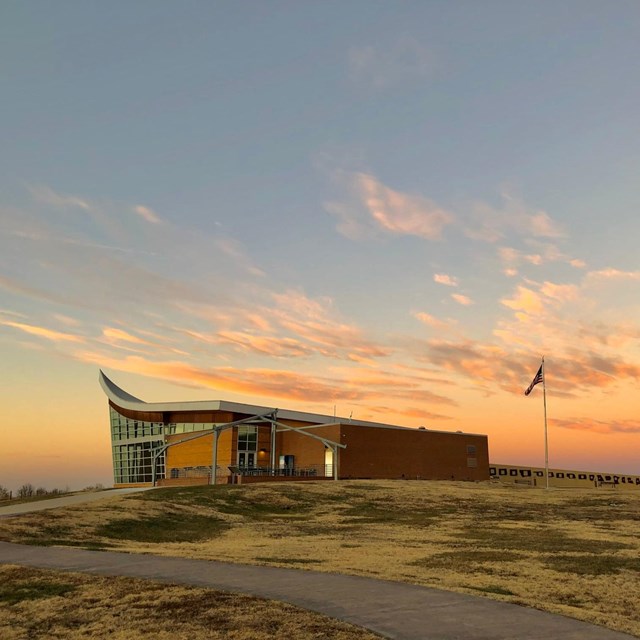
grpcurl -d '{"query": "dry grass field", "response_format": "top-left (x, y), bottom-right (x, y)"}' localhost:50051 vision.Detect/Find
top-left (1, 480), bottom-right (639, 637)
top-left (0, 565), bottom-right (381, 640)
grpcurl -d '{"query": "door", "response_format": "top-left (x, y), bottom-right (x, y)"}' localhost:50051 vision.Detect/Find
top-left (238, 452), bottom-right (255, 469)
top-left (324, 448), bottom-right (333, 477)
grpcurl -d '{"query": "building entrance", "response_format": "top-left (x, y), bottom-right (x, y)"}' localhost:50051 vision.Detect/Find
top-left (238, 451), bottom-right (255, 469)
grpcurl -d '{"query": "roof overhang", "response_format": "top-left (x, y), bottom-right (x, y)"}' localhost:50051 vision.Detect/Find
top-left (98, 370), bottom-right (485, 436)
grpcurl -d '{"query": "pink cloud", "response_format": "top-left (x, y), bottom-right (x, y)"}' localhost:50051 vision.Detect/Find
top-left (326, 171), bottom-right (454, 241)
top-left (355, 173), bottom-right (453, 239)
top-left (451, 293), bottom-right (473, 306)
top-left (552, 417), bottom-right (640, 435)
top-left (434, 273), bottom-right (458, 287)
top-left (586, 268), bottom-right (640, 282)
top-left (133, 205), bottom-right (162, 224)
top-left (414, 311), bottom-right (448, 329)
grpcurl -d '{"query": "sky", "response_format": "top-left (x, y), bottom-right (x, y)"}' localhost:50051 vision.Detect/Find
top-left (1, 1), bottom-right (640, 492)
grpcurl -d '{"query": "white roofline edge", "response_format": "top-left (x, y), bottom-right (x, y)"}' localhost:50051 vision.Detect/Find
top-left (98, 370), bottom-right (486, 437)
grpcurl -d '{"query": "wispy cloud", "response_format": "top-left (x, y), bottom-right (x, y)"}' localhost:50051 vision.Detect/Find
top-left (1, 320), bottom-right (85, 343)
top-left (348, 37), bottom-right (434, 89)
top-left (585, 268), bottom-right (640, 283)
top-left (215, 331), bottom-right (315, 359)
top-left (414, 311), bottom-right (449, 329)
top-left (552, 417), bottom-right (640, 434)
top-left (29, 185), bottom-right (93, 211)
top-left (434, 273), bottom-right (458, 287)
top-left (326, 171), bottom-right (454, 241)
top-left (465, 192), bottom-right (564, 243)
top-left (102, 327), bottom-right (152, 346)
top-left (270, 289), bottom-right (392, 361)
top-left (365, 405), bottom-right (454, 422)
top-left (133, 205), bottom-right (162, 224)
top-left (498, 243), bottom-right (585, 272)
top-left (451, 293), bottom-right (473, 306)
top-left (501, 286), bottom-right (544, 314)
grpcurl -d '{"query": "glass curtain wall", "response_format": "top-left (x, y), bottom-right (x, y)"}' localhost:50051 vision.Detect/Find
top-left (109, 407), bottom-right (220, 483)
top-left (110, 407), bottom-right (166, 483)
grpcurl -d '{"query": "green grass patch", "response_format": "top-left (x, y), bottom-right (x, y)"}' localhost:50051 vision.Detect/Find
top-left (0, 580), bottom-right (76, 604)
top-left (457, 524), bottom-right (629, 554)
top-left (342, 500), bottom-right (441, 525)
top-left (140, 485), bottom-right (315, 520)
top-left (412, 550), bottom-right (521, 572)
top-left (545, 554), bottom-right (640, 576)
top-left (96, 512), bottom-right (229, 543)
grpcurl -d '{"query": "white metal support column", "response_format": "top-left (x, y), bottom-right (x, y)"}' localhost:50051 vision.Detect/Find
top-left (270, 423), bottom-right (276, 473)
top-left (329, 443), bottom-right (340, 480)
top-left (211, 428), bottom-right (219, 485)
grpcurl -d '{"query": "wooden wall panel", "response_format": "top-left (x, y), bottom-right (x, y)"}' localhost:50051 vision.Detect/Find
top-left (109, 401), bottom-right (163, 423)
top-left (277, 425), bottom-right (340, 469)
top-left (166, 430), bottom-right (233, 472)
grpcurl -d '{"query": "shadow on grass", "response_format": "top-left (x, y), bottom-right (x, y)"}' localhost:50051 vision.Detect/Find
top-left (0, 579), bottom-right (76, 604)
top-left (545, 554), bottom-right (640, 576)
top-left (96, 512), bottom-right (229, 543)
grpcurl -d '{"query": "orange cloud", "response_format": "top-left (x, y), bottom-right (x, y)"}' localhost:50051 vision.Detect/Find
top-left (82, 352), bottom-right (358, 403)
top-left (365, 405), bottom-right (453, 422)
top-left (1, 320), bottom-right (85, 343)
top-left (355, 172), bottom-right (453, 239)
top-left (326, 171), bottom-right (454, 241)
top-left (451, 293), bottom-right (473, 306)
top-left (102, 327), bottom-right (152, 345)
top-left (414, 312), bottom-right (448, 329)
top-left (434, 273), bottom-right (458, 287)
top-left (552, 417), bottom-right (640, 435)
top-left (501, 286), bottom-right (543, 314)
top-left (216, 331), bottom-right (315, 358)
top-left (271, 289), bottom-right (392, 360)
top-left (539, 282), bottom-right (578, 302)
top-left (586, 268), bottom-right (640, 282)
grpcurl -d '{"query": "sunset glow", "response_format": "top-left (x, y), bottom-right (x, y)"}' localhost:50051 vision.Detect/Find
top-left (1, 2), bottom-right (639, 491)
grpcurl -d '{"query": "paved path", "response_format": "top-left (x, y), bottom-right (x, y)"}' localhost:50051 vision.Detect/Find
top-left (0, 542), bottom-right (635, 640)
top-left (0, 488), bottom-right (152, 516)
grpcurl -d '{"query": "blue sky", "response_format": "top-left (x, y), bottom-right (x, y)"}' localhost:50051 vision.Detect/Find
top-left (1, 1), bottom-right (640, 490)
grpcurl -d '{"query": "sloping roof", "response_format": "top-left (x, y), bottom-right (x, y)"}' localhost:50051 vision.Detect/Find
top-left (99, 370), bottom-right (483, 436)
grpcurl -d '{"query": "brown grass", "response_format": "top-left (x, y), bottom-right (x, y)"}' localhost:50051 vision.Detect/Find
top-left (0, 565), bottom-right (381, 640)
top-left (1, 480), bottom-right (639, 637)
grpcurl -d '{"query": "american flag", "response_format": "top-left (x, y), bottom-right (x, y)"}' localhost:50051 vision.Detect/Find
top-left (524, 364), bottom-right (544, 396)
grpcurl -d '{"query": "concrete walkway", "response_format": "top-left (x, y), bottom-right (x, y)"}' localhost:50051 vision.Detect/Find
top-left (0, 488), bottom-right (152, 516)
top-left (0, 542), bottom-right (635, 640)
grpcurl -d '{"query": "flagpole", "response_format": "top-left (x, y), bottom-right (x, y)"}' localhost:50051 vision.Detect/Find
top-left (542, 356), bottom-right (549, 490)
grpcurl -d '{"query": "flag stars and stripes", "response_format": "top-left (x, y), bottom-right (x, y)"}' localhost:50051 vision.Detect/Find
top-left (524, 365), bottom-right (544, 396)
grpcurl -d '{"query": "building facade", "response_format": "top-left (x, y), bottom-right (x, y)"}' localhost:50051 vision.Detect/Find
top-left (101, 370), bottom-right (490, 487)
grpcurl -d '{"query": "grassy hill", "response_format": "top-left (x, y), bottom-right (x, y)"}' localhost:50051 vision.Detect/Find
top-left (1, 480), bottom-right (639, 637)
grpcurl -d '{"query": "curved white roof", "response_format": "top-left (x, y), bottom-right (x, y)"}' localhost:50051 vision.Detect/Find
top-left (99, 370), bottom-right (481, 436)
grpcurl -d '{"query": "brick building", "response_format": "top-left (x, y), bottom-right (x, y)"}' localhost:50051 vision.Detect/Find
top-left (100, 370), bottom-right (489, 487)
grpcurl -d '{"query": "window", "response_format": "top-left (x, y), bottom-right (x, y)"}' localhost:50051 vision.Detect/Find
top-left (238, 425), bottom-right (258, 452)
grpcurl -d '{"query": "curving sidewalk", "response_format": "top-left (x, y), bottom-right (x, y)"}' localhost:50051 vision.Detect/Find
top-left (0, 488), bottom-right (152, 516)
top-left (0, 541), bottom-right (635, 640)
